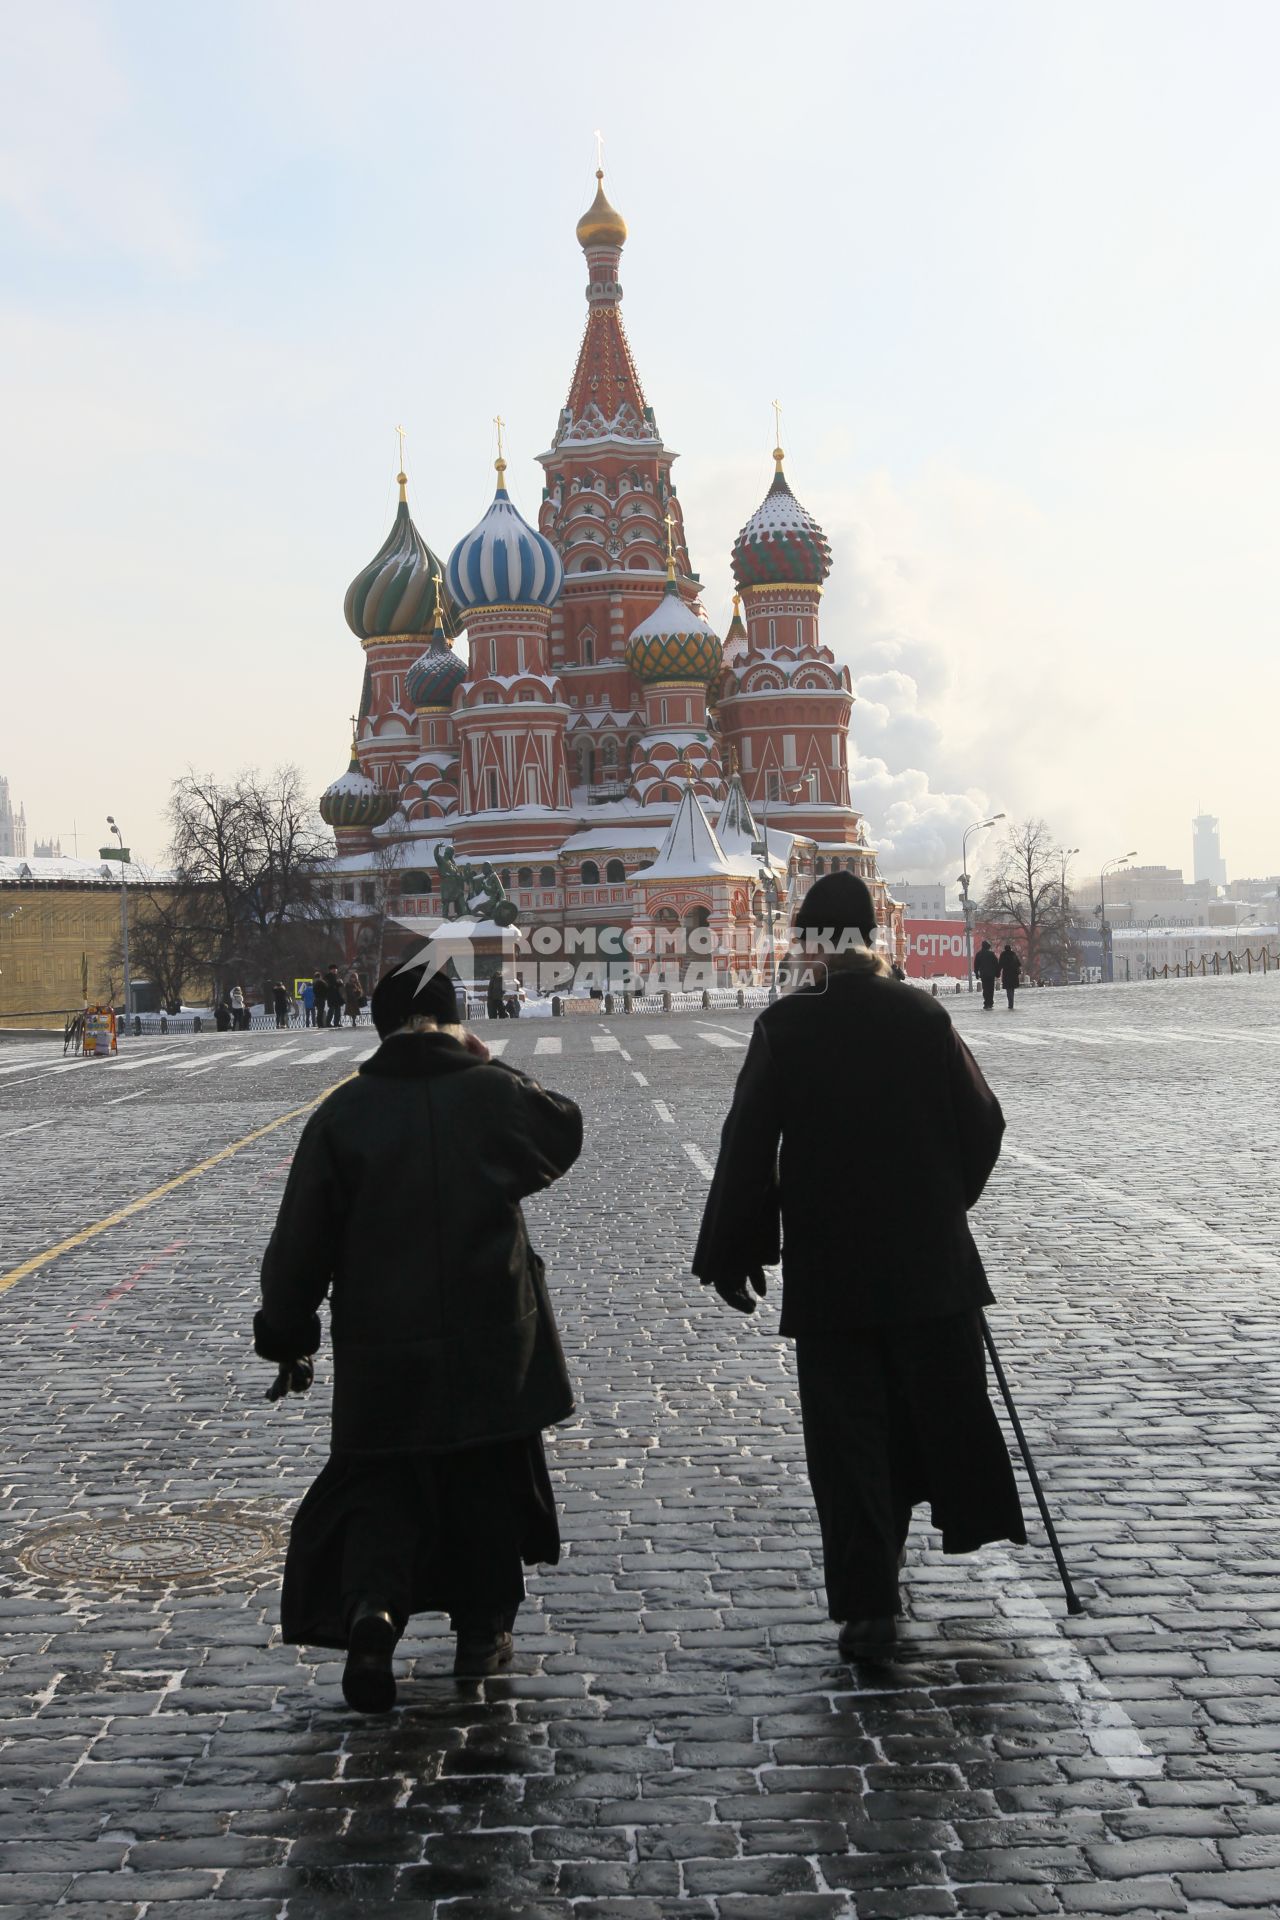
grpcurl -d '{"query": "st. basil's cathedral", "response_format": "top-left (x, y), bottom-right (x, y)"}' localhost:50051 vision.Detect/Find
top-left (320, 170), bottom-right (904, 987)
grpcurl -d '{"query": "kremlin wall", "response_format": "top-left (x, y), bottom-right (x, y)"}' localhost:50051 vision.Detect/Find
top-left (320, 171), bottom-right (904, 991)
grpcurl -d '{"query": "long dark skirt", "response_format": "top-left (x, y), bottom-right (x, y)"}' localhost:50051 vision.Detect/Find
top-left (281, 1433), bottom-right (560, 1648)
top-left (795, 1309), bottom-right (1027, 1621)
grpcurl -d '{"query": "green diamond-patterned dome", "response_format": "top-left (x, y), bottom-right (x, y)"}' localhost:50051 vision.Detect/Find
top-left (625, 581), bottom-right (722, 684)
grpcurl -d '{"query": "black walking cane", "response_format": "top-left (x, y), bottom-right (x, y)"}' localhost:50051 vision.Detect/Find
top-left (981, 1312), bottom-right (1084, 1615)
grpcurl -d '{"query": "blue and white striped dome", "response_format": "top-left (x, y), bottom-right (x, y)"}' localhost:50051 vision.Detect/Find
top-left (446, 459), bottom-right (564, 611)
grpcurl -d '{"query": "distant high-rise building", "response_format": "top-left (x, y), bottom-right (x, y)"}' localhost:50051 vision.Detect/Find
top-left (0, 776), bottom-right (26, 859)
top-left (1192, 813), bottom-right (1227, 889)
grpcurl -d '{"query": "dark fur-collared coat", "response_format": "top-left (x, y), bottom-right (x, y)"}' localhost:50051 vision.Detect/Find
top-left (693, 965), bottom-right (1006, 1333)
top-left (256, 1032), bottom-right (581, 1454)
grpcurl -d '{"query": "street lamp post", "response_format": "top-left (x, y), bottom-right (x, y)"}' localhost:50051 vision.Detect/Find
top-left (961, 813), bottom-right (1006, 991)
top-left (1057, 846), bottom-right (1080, 984)
top-left (105, 815), bottom-right (132, 1020)
top-left (1098, 850), bottom-right (1137, 985)
top-left (1060, 847), bottom-right (1080, 912)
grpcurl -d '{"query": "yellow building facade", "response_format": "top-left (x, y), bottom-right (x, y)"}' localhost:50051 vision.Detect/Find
top-left (0, 862), bottom-right (174, 1030)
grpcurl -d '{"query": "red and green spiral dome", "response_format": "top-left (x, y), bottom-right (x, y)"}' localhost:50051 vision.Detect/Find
top-left (731, 457), bottom-right (832, 590)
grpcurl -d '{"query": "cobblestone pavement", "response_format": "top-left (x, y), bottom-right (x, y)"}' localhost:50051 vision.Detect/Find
top-left (1, 975), bottom-right (1279, 1918)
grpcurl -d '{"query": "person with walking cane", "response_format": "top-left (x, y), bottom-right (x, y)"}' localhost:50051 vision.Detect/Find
top-left (254, 955), bottom-right (582, 1708)
top-left (692, 871), bottom-right (1027, 1662)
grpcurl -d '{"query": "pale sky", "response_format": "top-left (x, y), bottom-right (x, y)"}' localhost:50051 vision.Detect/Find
top-left (3, 0), bottom-right (1277, 890)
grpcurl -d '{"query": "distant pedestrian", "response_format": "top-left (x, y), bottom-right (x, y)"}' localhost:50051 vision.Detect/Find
top-left (344, 970), bottom-right (365, 1028)
top-left (230, 984), bottom-right (250, 1032)
top-left (272, 983), bottom-right (291, 1029)
top-left (486, 974), bottom-right (508, 1021)
top-left (324, 966), bottom-right (344, 1029)
top-left (255, 957), bottom-right (582, 1706)
top-left (973, 940), bottom-right (998, 1011)
top-left (312, 969), bottom-right (330, 1027)
top-left (999, 944), bottom-right (1022, 1010)
top-left (301, 980), bottom-right (317, 1028)
top-left (215, 996), bottom-right (232, 1033)
top-left (693, 873), bottom-right (1025, 1663)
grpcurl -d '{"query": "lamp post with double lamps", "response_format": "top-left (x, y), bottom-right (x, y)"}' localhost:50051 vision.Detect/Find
top-left (1098, 850), bottom-right (1137, 984)
top-left (105, 815), bottom-right (132, 1023)
top-left (960, 814), bottom-right (1005, 991)
top-left (1057, 847), bottom-right (1080, 983)
top-left (1059, 847), bottom-right (1080, 911)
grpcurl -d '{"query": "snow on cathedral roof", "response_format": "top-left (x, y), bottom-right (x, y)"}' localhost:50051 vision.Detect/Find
top-left (637, 781), bottom-right (739, 882)
top-left (715, 771), bottom-right (759, 855)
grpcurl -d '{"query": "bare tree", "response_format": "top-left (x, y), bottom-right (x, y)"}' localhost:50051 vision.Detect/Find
top-left (124, 885), bottom-right (213, 1013)
top-left (981, 818), bottom-right (1071, 981)
top-left (165, 766), bottom-right (338, 1001)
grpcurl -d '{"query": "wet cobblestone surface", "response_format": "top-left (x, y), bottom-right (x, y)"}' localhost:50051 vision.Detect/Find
top-left (0, 976), bottom-right (1278, 1916)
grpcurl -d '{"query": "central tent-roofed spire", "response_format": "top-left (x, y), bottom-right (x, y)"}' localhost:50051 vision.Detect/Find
top-left (553, 166), bottom-right (654, 450)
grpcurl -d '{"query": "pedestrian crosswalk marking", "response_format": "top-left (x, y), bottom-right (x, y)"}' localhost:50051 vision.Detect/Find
top-left (534, 1036), bottom-right (562, 1055)
top-left (102, 1051), bottom-right (196, 1073)
top-left (353, 1046), bottom-right (378, 1062)
top-left (234, 1046), bottom-right (303, 1069)
top-left (697, 1030), bottom-right (746, 1048)
top-left (682, 1141), bottom-right (716, 1180)
top-left (645, 1034), bottom-right (680, 1050)
top-left (653, 1101), bottom-right (674, 1125)
top-left (591, 1035), bottom-right (622, 1052)
top-left (485, 1039), bottom-right (508, 1057)
top-left (631, 1070), bottom-right (648, 1086)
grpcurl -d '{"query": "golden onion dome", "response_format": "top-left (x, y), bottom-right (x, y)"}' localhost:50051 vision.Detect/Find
top-left (576, 169), bottom-right (627, 250)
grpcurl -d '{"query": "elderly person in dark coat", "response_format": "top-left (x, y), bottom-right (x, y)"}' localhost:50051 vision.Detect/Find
top-left (973, 938), bottom-right (999, 1010)
top-left (999, 942), bottom-right (1023, 1010)
top-left (255, 957), bottom-right (582, 1709)
top-left (693, 872), bottom-right (1025, 1662)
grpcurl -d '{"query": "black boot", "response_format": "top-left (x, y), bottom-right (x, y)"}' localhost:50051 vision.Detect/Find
top-left (453, 1612), bottom-right (515, 1679)
top-left (837, 1617), bottom-right (897, 1662)
top-left (342, 1600), bottom-right (399, 1712)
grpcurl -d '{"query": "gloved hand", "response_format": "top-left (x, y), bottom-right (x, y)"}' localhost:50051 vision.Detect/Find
top-left (711, 1268), bottom-right (768, 1315)
top-left (265, 1356), bottom-right (315, 1402)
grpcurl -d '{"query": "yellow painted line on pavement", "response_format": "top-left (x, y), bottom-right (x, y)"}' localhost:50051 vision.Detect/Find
top-left (0, 1077), bottom-right (354, 1300)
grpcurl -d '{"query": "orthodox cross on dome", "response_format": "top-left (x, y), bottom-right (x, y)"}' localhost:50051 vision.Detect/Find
top-left (493, 413), bottom-right (508, 489)
top-left (664, 510), bottom-right (677, 581)
top-left (593, 128), bottom-right (604, 170)
top-left (772, 398), bottom-right (785, 468)
top-left (395, 423), bottom-right (408, 500)
top-left (431, 571), bottom-right (444, 627)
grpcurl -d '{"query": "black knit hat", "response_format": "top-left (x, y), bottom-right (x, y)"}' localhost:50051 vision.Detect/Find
top-left (371, 960), bottom-right (461, 1038)
top-left (793, 871), bottom-right (876, 942)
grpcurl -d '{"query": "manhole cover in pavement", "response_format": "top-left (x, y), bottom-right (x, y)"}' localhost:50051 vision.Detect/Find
top-left (16, 1505), bottom-right (284, 1588)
